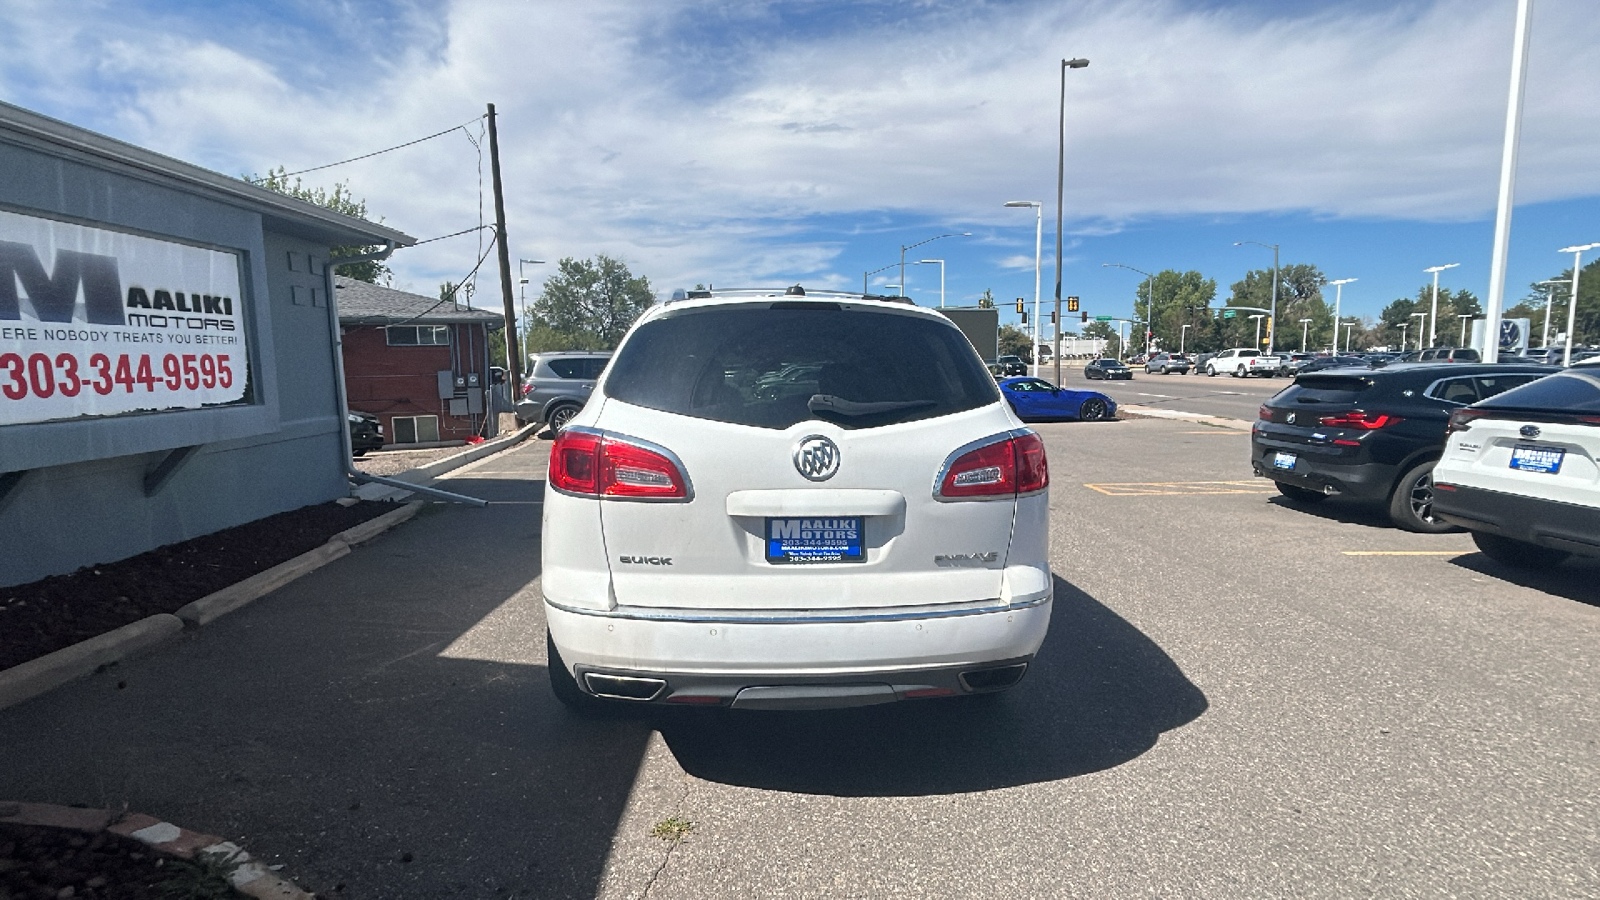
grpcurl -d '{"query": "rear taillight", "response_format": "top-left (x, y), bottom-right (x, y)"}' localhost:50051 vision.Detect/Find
top-left (938, 432), bottom-right (1049, 499)
top-left (1259, 405), bottom-right (1272, 421)
top-left (1446, 409), bottom-right (1487, 435)
top-left (549, 429), bottom-right (690, 500)
top-left (1318, 411), bottom-right (1402, 430)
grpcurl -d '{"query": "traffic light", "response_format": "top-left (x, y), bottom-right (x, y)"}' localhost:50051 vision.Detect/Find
top-left (1020, 312), bottom-right (1028, 325)
top-left (1051, 310), bottom-right (1058, 324)
top-left (1081, 310), bottom-right (1088, 323)
top-left (1067, 296), bottom-right (1080, 313)
top-left (1016, 298), bottom-right (1025, 313)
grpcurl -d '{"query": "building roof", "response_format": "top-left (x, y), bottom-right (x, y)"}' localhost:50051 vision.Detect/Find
top-left (0, 101), bottom-right (415, 249)
top-left (335, 276), bottom-right (504, 328)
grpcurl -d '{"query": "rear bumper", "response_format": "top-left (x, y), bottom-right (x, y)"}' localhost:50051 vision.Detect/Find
top-left (546, 594), bottom-right (1051, 707)
top-left (1250, 435), bottom-right (1394, 503)
top-left (1433, 484), bottom-right (1600, 558)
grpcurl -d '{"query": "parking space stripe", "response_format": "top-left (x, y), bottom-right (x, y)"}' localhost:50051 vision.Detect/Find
top-left (1340, 551), bottom-right (1461, 556)
top-left (1083, 480), bottom-right (1278, 496)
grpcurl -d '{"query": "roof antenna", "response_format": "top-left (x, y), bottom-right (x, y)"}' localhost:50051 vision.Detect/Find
top-left (785, 284), bottom-right (806, 296)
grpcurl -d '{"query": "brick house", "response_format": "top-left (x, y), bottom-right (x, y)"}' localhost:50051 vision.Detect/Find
top-left (335, 276), bottom-right (504, 446)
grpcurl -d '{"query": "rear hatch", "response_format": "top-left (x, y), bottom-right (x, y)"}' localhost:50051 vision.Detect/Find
top-left (1257, 373), bottom-right (1384, 463)
top-left (582, 301), bottom-right (1023, 612)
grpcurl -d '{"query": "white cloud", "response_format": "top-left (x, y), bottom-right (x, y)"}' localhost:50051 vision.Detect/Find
top-left (3, 0), bottom-right (1598, 295)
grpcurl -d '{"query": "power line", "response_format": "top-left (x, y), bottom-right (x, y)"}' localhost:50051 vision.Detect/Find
top-left (411, 224), bottom-right (492, 246)
top-left (278, 114), bottom-right (486, 178)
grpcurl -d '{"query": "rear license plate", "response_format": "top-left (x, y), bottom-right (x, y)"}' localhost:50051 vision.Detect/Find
top-left (1272, 452), bottom-right (1297, 470)
top-left (766, 517), bottom-right (865, 564)
top-left (1509, 445), bottom-right (1564, 474)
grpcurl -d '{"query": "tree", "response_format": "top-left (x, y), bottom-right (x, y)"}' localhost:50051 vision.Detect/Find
top-left (1516, 259), bottom-right (1600, 347)
top-left (1227, 263), bottom-right (1330, 351)
top-left (1130, 270), bottom-right (1217, 354)
top-left (998, 324), bottom-right (1032, 361)
top-left (1081, 319), bottom-right (1121, 357)
top-left (532, 255), bottom-right (654, 351)
top-left (244, 166), bottom-right (391, 284)
top-left (1378, 285), bottom-right (1482, 349)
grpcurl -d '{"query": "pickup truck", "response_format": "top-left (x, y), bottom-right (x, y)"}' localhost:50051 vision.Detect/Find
top-left (1203, 348), bottom-right (1277, 377)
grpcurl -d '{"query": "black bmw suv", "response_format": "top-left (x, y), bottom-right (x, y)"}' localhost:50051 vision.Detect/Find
top-left (1251, 363), bottom-right (1555, 531)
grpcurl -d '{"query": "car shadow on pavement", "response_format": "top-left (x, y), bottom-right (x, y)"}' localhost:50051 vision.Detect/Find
top-left (1448, 553), bottom-right (1600, 607)
top-left (1264, 495), bottom-right (1403, 531)
top-left (652, 575), bottom-right (1207, 797)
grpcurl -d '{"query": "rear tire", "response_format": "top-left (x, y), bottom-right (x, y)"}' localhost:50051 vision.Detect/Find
top-left (1235, 366), bottom-right (1247, 377)
top-left (548, 630), bottom-right (608, 716)
top-left (1471, 531), bottom-right (1569, 569)
top-left (1275, 481), bottom-right (1328, 504)
top-left (1388, 460), bottom-right (1458, 533)
top-left (1079, 397), bottom-right (1110, 421)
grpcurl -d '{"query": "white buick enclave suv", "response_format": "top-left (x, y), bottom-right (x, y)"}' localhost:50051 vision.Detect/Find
top-left (540, 287), bottom-right (1052, 711)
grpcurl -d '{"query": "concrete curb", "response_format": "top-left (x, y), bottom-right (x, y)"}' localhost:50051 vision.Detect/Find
top-left (0, 614), bottom-right (183, 711)
top-left (1119, 404), bottom-right (1256, 431)
top-left (0, 501), bottom-right (422, 713)
top-left (353, 423), bottom-right (539, 501)
top-left (0, 801), bottom-right (313, 899)
top-left (176, 539), bottom-right (352, 627)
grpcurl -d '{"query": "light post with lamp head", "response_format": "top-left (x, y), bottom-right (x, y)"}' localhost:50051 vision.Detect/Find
top-left (915, 259), bottom-right (946, 308)
top-left (1457, 314), bottom-right (1474, 347)
top-left (1559, 243), bottom-right (1599, 365)
top-left (1327, 278), bottom-right (1356, 352)
top-left (1410, 311), bottom-right (1428, 350)
top-left (1053, 56), bottom-right (1091, 385)
top-left (517, 258), bottom-right (545, 372)
top-left (863, 262), bottom-right (898, 295)
top-left (1249, 314), bottom-right (1265, 349)
top-left (1398, 322), bottom-right (1409, 350)
top-left (1423, 263), bottom-right (1460, 347)
top-left (1341, 319), bottom-right (1359, 352)
top-left (1234, 240), bottom-right (1279, 354)
top-left (1180, 323), bottom-right (1192, 354)
top-left (1536, 279), bottom-right (1568, 349)
top-left (900, 232), bottom-right (969, 298)
top-left (1004, 201), bottom-right (1043, 356)
top-left (1299, 318), bottom-right (1312, 351)
top-left (1103, 263), bottom-right (1155, 357)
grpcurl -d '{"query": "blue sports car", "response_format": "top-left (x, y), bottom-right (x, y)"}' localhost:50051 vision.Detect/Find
top-left (999, 377), bottom-right (1116, 422)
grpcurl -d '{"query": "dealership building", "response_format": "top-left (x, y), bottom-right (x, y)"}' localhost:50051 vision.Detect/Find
top-left (0, 101), bottom-right (416, 587)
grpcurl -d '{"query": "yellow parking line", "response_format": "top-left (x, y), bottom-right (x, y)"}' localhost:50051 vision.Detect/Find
top-left (1083, 480), bottom-right (1278, 496)
top-left (1341, 551), bottom-right (1460, 556)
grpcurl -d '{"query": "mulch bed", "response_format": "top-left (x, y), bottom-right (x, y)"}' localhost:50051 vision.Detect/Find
top-left (0, 500), bottom-right (398, 672)
top-left (0, 822), bottom-right (246, 899)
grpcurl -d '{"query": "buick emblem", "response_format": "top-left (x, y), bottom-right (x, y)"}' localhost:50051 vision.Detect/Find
top-left (794, 435), bottom-right (840, 481)
top-left (1520, 425), bottom-right (1541, 439)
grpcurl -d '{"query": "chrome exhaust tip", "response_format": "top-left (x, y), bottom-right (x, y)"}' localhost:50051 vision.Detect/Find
top-left (583, 673), bottom-right (667, 701)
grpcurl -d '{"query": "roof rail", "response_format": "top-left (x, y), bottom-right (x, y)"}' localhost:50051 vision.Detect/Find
top-left (664, 287), bottom-right (917, 306)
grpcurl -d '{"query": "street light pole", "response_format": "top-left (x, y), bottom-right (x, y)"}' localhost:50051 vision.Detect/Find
top-left (1399, 322), bottom-right (1409, 350)
top-left (1054, 56), bottom-right (1090, 385)
top-left (1102, 263), bottom-right (1154, 357)
top-left (1180, 323), bottom-right (1192, 354)
top-left (1559, 243), bottom-right (1599, 365)
top-left (899, 232), bottom-right (970, 299)
top-left (517, 258), bottom-right (545, 372)
top-left (1004, 202), bottom-right (1043, 359)
top-left (1235, 241), bottom-right (1279, 354)
top-left (1410, 312), bottom-right (1428, 350)
top-left (863, 261), bottom-right (898, 295)
top-left (1299, 318), bottom-right (1312, 351)
top-left (1249, 314), bottom-right (1265, 349)
top-left (1536, 278), bottom-right (1569, 348)
top-left (1327, 278), bottom-right (1356, 353)
top-left (1423, 263), bottom-right (1460, 348)
top-left (1458, 314), bottom-right (1473, 346)
top-left (916, 259), bottom-right (946, 308)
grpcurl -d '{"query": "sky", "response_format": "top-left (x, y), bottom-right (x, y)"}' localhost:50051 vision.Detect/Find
top-left (2, 0), bottom-right (1598, 346)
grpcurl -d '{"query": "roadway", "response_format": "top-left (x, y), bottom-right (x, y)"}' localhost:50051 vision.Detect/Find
top-left (1039, 361), bottom-right (1289, 422)
top-left (1, 422), bottom-right (1594, 898)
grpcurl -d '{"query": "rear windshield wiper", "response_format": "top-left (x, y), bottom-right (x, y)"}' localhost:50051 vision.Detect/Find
top-left (807, 394), bottom-right (937, 417)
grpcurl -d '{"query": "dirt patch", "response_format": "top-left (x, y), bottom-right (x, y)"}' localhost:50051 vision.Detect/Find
top-left (0, 822), bottom-right (248, 899)
top-left (0, 500), bottom-right (398, 672)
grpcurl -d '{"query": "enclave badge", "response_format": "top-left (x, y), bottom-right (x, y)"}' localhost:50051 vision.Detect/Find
top-left (793, 435), bottom-right (840, 481)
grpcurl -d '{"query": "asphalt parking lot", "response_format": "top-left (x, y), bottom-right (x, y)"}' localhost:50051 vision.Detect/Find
top-left (1, 418), bottom-right (1595, 898)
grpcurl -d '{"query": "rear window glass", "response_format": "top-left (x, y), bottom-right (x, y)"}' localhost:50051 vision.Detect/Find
top-left (1281, 375), bottom-right (1373, 406)
top-left (604, 305), bottom-right (1000, 430)
top-left (1476, 371), bottom-right (1600, 413)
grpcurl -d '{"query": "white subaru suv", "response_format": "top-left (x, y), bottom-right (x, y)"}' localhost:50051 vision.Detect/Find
top-left (1432, 368), bottom-right (1600, 567)
top-left (541, 286), bottom-right (1052, 711)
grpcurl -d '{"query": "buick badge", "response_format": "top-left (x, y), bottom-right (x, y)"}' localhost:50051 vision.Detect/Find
top-left (794, 435), bottom-right (840, 481)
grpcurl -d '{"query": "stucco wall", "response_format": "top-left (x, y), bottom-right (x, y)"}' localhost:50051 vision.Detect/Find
top-left (0, 141), bottom-right (349, 587)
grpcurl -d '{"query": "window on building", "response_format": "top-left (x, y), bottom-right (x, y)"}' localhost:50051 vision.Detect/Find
top-left (391, 415), bottom-right (441, 444)
top-left (386, 325), bottom-right (450, 346)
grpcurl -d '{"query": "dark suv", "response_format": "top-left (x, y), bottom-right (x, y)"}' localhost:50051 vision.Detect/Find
top-left (1251, 363), bottom-right (1555, 531)
top-left (995, 355), bottom-right (1028, 376)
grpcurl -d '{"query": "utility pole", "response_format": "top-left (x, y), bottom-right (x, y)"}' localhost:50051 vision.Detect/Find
top-left (486, 103), bottom-right (522, 395)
